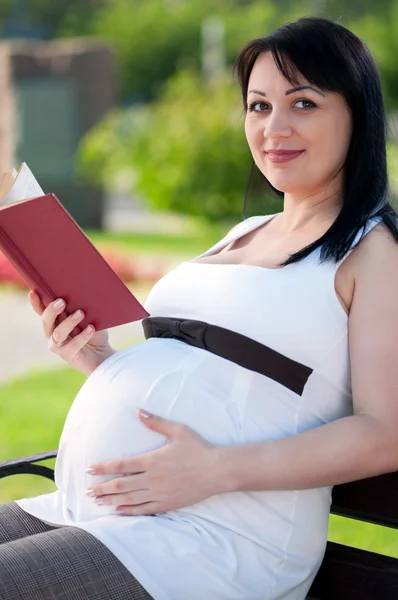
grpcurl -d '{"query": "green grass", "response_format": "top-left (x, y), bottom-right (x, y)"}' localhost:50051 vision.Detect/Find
top-left (0, 366), bottom-right (86, 502)
top-left (0, 366), bottom-right (397, 558)
top-left (86, 224), bottom-right (227, 259)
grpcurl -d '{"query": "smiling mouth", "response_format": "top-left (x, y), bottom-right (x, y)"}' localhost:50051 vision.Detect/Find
top-left (266, 150), bottom-right (304, 163)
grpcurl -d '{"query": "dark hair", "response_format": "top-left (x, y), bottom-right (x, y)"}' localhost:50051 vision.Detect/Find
top-left (234, 16), bottom-right (398, 265)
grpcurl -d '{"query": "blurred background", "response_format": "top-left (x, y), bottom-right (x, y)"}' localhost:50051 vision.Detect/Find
top-left (0, 0), bottom-right (397, 558)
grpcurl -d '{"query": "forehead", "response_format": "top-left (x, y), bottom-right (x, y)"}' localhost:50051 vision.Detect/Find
top-left (248, 52), bottom-right (309, 91)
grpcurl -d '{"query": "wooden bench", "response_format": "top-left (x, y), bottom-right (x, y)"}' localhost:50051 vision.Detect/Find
top-left (1, 451), bottom-right (397, 599)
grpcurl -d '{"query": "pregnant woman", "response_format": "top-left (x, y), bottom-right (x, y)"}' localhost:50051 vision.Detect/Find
top-left (1, 15), bottom-right (398, 600)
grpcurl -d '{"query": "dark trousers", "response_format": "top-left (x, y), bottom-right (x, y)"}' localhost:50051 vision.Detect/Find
top-left (0, 503), bottom-right (154, 600)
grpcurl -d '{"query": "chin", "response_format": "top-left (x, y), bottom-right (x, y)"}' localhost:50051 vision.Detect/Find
top-left (266, 178), bottom-right (303, 194)
top-left (255, 162), bottom-right (306, 195)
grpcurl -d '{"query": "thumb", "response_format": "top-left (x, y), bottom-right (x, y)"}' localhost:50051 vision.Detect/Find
top-left (136, 408), bottom-right (180, 437)
top-left (28, 290), bottom-right (45, 315)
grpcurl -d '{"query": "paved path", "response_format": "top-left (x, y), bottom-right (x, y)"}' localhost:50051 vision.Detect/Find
top-left (0, 291), bottom-right (145, 383)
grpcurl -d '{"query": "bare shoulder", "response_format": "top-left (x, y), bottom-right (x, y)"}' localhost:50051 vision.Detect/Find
top-left (349, 222), bottom-right (398, 282)
top-left (346, 222), bottom-right (398, 424)
top-left (335, 222), bottom-right (398, 314)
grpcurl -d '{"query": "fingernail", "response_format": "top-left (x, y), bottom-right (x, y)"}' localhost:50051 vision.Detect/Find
top-left (85, 467), bottom-right (96, 475)
top-left (54, 299), bottom-right (65, 309)
top-left (85, 489), bottom-right (96, 498)
top-left (94, 498), bottom-right (104, 506)
top-left (72, 309), bottom-right (83, 320)
top-left (138, 408), bottom-right (151, 419)
top-left (86, 325), bottom-right (94, 334)
top-left (116, 508), bottom-right (127, 515)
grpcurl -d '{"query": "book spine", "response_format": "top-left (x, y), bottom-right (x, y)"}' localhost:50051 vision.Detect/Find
top-left (0, 226), bottom-right (56, 306)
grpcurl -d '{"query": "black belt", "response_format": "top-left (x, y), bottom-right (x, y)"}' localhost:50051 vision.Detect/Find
top-left (142, 317), bottom-right (312, 396)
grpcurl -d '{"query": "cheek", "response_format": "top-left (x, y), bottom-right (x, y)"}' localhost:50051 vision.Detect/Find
top-left (245, 118), bottom-right (262, 151)
top-left (314, 135), bottom-right (348, 173)
top-left (244, 119), bottom-right (252, 144)
top-left (316, 114), bottom-right (351, 164)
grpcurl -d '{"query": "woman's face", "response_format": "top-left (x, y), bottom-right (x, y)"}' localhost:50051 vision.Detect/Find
top-left (244, 52), bottom-right (352, 198)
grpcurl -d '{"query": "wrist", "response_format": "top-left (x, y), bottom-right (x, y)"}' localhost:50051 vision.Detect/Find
top-left (84, 346), bottom-right (117, 378)
top-left (104, 346), bottom-right (117, 361)
top-left (211, 445), bottom-right (241, 494)
top-left (212, 442), bottom-right (271, 494)
top-left (97, 346), bottom-right (117, 368)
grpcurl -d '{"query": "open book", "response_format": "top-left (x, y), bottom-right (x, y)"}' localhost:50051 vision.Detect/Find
top-left (0, 163), bottom-right (44, 206)
top-left (0, 163), bottom-right (149, 334)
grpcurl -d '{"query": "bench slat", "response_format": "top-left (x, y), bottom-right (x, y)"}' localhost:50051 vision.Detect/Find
top-left (308, 541), bottom-right (398, 599)
top-left (0, 450), bottom-right (57, 481)
top-left (331, 471), bottom-right (398, 529)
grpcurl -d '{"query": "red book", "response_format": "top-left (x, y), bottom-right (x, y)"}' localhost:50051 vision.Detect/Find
top-left (0, 188), bottom-right (149, 334)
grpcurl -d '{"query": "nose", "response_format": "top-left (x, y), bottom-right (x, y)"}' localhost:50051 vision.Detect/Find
top-left (263, 110), bottom-right (292, 139)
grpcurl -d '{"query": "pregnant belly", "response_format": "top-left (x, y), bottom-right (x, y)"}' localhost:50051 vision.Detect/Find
top-left (54, 338), bottom-right (330, 563)
top-left (55, 338), bottom-right (243, 521)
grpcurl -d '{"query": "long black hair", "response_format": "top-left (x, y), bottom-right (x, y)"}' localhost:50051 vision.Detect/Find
top-left (234, 16), bottom-right (398, 265)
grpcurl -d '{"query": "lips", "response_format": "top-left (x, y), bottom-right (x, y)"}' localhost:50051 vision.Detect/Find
top-left (265, 150), bottom-right (304, 163)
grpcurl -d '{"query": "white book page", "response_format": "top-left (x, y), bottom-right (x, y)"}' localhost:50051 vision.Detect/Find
top-left (1, 163), bottom-right (44, 205)
top-left (0, 168), bottom-right (18, 202)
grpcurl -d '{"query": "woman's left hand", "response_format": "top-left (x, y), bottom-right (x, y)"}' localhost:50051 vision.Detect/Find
top-left (85, 409), bottom-right (224, 515)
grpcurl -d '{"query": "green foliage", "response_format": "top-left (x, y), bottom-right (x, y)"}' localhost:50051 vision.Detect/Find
top-left (27, 0), bottom-right (90, 33)
top-left (13, 0), bottom-right (395, 223)
top-left (78, 0), bottom-right (278, 101)
top-left (88, 0), bottom-right (202, 101)
top-left (0, 0), bottom-right (12, 22)
top-left (127, 70), bottom-right (250, 221)
top-left (4, 1), bottom-right (398, 111)
top-left (48, 0), bottom-right (99, 37)
top-left (77, 105), bottom-right (150, 191)
top-left (387, 141), bottom-right (398, 180)
top-left (77, 1), bottom-right (398, 223)
top-left (349, 6), bottom-right (398, 112)
top-left (79, 68), bottom-right (279, 222)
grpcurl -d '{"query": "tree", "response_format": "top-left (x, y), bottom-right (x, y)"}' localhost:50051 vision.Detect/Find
top-left (79, 68), bottom-right (280, 222)
top-left (78, 0), bottom-right (278, 102)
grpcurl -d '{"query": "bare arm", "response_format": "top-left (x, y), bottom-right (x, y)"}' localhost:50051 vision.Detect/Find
top-left (216, 225), bottom-right (398, 493)
top-left (217, 412), bottom-right (396, 492)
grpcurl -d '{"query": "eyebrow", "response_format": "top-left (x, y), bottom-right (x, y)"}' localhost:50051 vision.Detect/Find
top-left (248, 85), bottom-right (325, 98)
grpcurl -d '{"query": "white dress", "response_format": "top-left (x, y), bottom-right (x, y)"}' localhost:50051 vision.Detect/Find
top-left (17, 213), bottom-right (381, 600)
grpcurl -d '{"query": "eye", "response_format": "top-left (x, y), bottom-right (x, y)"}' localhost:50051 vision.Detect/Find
top-left (294, 99), bottom-right (317, 110)
top-left (248, 101), bottom-right (269, 113)
top-left (247, 98), bottom-right (317, 113)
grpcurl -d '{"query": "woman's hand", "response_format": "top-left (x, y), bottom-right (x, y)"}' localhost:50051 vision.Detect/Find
top-left (85, 410), bottom-right (224, 515)
top-left (29, 290), bottom-right (116, 377)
